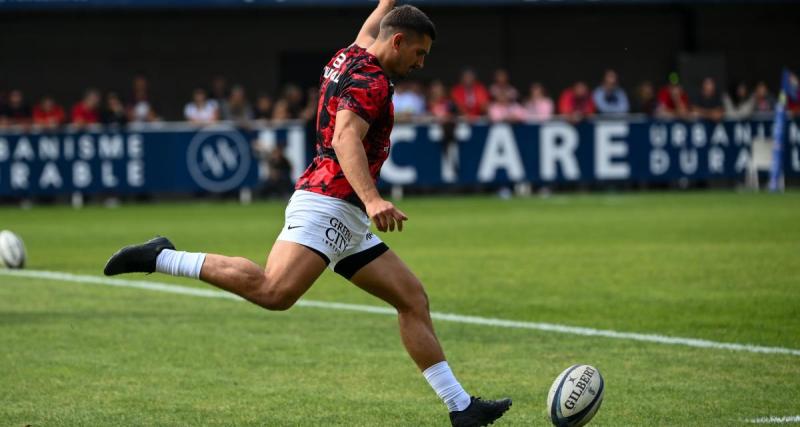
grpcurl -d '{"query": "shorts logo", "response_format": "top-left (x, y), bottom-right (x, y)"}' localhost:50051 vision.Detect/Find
top-left (325, 217), bottom-right (352, 255)
top-left (366, 232), bottom-right (374, 241)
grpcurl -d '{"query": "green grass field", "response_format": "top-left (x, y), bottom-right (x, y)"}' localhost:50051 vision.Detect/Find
top-left (1, 192), bottom-right (799, 426)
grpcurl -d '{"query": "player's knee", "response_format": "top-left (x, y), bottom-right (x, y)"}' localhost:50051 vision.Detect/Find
top-left (251, 279), bottom-right (297, 311)
top-left (396, 279), bottom-right (430, 314)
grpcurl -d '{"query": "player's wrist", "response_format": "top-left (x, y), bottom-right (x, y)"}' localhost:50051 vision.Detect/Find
top-left (363, 196), bottom-right (384, 208)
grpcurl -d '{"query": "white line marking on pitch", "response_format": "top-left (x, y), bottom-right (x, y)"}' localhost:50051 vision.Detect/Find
top-left (745, 416), bottom-right (800, 424)
top-left (2, 269), bottom-right (800, 357)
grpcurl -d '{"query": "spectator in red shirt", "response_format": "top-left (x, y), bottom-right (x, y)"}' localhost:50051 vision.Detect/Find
top-left (451, 69), bottom-right (490, 119)
top-left (428, 80), bottom-right (456, 121)
top-left (71, 89), bottom-right (101, 126)
top-left (32, 95), bottom-right (66, 129)
top-left (558, 81), bottom-right (595, 123)
top-left (656, 74), bottom-right (690, 120)
top-left (0, 89), bottom-right (33, 127)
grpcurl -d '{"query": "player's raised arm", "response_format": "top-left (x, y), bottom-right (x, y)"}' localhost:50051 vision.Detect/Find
top-left (331, 110), bottom-right (408, 232)
top-left (354, 0), bottom-right (396, 48)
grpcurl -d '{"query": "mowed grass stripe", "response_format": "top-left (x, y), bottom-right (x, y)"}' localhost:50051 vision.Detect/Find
top-left (3, 268), bottom-right (800, 357)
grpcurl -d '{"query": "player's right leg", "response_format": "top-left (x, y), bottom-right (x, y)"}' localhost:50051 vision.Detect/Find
top-left (103, 237), bottom-right (326, 311)
top-left (200, 240), bottom-right (327, 310)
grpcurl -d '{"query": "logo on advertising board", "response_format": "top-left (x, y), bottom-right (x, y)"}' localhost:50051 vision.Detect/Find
top-left (186, 125), bottom-right (251, 192)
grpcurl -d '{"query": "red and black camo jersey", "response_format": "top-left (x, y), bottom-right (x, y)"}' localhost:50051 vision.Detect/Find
top-left (295, 44), bottom-right (394, 209)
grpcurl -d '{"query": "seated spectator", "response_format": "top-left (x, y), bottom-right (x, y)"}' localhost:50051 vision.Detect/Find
top-left (221, 84), bottom-right (254, 122)
top-left (558, 81), bottom-right (595, 122)
top-left (100, 92), bottom-right (128, 127)
top-left (489, 69), bottom-right (519, 102)
top-left (0, 89), bottom-right (32, 126)
top-left (253, 139), bottom-right (293, 198)
top-left (723, 82), bottom-right (754, 120)
top-left (787, 72), bottom-right (800, 117)
top-left (393, 81), bottom-right (426, 122)
top-left (656, 74), bottom-right (690, 119)
top-left (282, 84), bottom-right (305, 118)
top-left (32, 95), bottom-right (66, 129)
top-left (489, 90), bottom-right (526, 123)
top-left (632, 81), bottom-right (658, 116)
top-left (752, 82), bottom-right (775, 114)
top-left (271, 98), bottom-right (292, 124)
top-left (451, 69), bottom-right (490, 119)
top-left (210, 75), bottom-right (229, 105)
top-left (253, 93), bottom-right (274, 120)
top-left (427, 80), bottom-right (456, 121)
top-left (184, 88), bottom-right (219, 124)
top-left (128, 75), bottom-right (159, 123)
top-left (692, 77), bottom-right (724, 121)
top-left (71, 89), bottom-right (101, 126)
top-left (267, 142), bottom-right (293, 197)
top-left (299, 86), bottom-right (319, 122)
top-left (522, 83), bottom-right (554, 122)
top-left (592, 69), bottom-right (629, 114)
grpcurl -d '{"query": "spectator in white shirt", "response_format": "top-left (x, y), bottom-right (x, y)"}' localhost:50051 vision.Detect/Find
top-left (593, 69), bottom-right (629, 115)
top-left (393, 81), bottom-right (426, 122)
top-left (184, 88), bottom-right (219, 124)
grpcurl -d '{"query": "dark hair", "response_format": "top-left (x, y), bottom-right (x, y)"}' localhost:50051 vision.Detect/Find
top-left (380, 5), bottom-right (436, 41)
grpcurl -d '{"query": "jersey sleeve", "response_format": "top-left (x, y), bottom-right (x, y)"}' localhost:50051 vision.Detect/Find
top-left (337, 64), bottom-right (390, 125)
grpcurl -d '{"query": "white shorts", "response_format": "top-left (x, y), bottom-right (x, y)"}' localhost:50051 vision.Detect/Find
top-left (276, 190), bottom-right (388, 278)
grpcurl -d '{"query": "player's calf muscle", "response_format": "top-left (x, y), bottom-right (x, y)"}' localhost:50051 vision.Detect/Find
top-left (200, 254), bottom-right (266, 296)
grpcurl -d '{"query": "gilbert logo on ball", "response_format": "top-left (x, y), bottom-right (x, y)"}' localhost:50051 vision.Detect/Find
top-left (0, 230), bottom-right (27, 269)
top-left (547, 364), bottom-right (604, 427)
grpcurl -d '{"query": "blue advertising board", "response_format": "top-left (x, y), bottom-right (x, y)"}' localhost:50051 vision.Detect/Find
top-left (1, 119), bottom-right (798, 198)
top-left (0, 125), bottom-right (269, 197)
top-left (381, 119), bottom-right (800, 186)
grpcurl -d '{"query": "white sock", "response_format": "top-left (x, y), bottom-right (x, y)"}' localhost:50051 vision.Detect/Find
top-left (155, 249), bottom-right (206, 279)
top-left (423, 361), bottom-right (472, 412)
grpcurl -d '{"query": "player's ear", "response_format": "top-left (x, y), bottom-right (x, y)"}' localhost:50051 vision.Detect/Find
top-left (391, 32), bottom-right (404, 51)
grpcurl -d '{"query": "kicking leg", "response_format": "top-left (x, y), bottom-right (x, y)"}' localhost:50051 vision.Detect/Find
top-left (200, 240), bottom-right (327, 310)
top-left (104, 237), bottom-right (326, 311)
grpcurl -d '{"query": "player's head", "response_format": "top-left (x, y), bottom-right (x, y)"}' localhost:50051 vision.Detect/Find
top-left (377, 5), bottom-right (436, 78)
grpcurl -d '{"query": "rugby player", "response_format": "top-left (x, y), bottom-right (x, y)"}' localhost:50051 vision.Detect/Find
top-left (104, 2), bottom-right (511, 425)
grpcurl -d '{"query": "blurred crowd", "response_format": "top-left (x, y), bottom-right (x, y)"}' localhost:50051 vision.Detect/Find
top-left (2, 69), bottom-right (800, 131)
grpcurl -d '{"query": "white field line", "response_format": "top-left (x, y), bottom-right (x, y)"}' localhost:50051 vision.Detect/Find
top-left (745, 416), bottom-right (800, 424)
top-left (2, 269), bottom-right (800, 357)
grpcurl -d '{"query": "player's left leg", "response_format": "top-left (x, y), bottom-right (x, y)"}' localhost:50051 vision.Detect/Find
top-left (348, 249), bottom-right (444, 369)
top-left (345, 249), bottom-right (511, 425)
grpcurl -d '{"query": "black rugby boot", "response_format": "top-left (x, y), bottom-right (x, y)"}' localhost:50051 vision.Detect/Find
top-left (449, 396), bottom-right (512, 427)
top-left (103, 236), bottom-right (175, 276)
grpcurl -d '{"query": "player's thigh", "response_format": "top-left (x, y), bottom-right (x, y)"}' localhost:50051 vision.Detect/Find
top-left (349, 249), bottom-right (428, 311)
top-left (264, 240), bottom-right (327, 299)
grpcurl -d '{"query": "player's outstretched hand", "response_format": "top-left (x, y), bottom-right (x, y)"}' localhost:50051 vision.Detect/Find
top-left (366, 199), bottom-right (408, 232)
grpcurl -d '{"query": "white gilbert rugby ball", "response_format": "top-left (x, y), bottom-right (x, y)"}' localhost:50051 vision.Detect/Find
top-left (0, 230), bottom-right (26, 269)
top-left (547, 364), bottom-right (604, 427)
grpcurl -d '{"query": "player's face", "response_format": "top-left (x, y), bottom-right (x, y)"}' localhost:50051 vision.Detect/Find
top-left (392, 33), bottom-right (432, 78)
